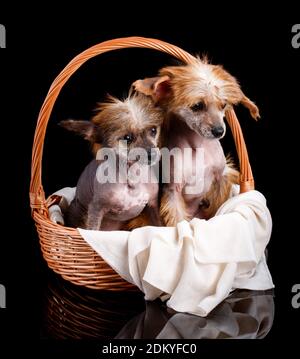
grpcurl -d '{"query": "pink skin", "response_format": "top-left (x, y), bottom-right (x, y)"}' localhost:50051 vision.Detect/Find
top-left (133, 75), bottom-right (229, 223)
top-left (59, 93), bottom-right (163, 231)
top-left (133, 66), bottom-right (258, 225)
top-left (162, 115), bottom-right (226, 220)
top-left (66, 158), bottom-right (161, 230)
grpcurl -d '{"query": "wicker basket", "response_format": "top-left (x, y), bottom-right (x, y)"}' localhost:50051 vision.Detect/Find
top-left (29, 37), bottom-right (254, 290)
top-left (43, 275), bottom-right (144, 338)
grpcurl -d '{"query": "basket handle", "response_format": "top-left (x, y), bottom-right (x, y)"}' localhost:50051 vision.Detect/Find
top-left (29, 36), bottom-right (254, 213)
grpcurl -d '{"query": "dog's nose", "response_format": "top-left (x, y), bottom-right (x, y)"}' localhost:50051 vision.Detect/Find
top-left (211, 126), bottom-right (224, 138)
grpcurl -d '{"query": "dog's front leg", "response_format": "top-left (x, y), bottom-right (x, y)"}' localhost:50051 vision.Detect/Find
top-left (160, 186), bottom-right (188, 227)
top-left (86, 202), bottom-right (106, 230)
top-left (145, 199), bottom-right (163, 227)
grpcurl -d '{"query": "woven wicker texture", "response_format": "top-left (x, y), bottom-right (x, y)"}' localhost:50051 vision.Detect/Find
top-left (43, 276), bottom-right (144, 338)
top-left (30, 37), bottom-right (255, 290)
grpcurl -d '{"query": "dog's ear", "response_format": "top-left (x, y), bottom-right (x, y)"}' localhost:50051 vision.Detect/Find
top-left (59, 120), bottom-right (96, 141)
top-left (240, 94), bottom-right (260, 120)
top-left (132, 75), bottom-right (172, 103)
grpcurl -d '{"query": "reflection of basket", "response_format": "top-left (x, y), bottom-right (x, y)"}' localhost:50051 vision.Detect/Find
top-left (43, 276), bottom-right (144, 339)
top-left (30, 37), bottom-right (255, 290)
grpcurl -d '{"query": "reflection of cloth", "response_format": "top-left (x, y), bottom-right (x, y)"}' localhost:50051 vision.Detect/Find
top-left (78, 189), bottom-right (274, 317)
top-left (116, 290), bottom-right (275, 339)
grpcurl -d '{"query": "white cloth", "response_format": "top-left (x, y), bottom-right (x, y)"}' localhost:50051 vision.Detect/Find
top-left (49, 187), bottom-right (76, 225)
top-left (75, 189), bottom-right (274, 317)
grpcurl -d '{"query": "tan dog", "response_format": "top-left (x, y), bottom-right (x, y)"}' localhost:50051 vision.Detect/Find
top-left (133, 57), bottom-right (259, 226)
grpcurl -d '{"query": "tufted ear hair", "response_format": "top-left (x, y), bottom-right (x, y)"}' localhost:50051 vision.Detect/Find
top-left (240, 94), bottom-right (260, 120)
top-left (59, 120), bottom-right (96, 141)
top-left (132, 75), bottom-right (172, 103)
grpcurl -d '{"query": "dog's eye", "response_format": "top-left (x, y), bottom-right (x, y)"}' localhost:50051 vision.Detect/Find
top-left (150, 127), bottom-right (157, 136)
top-left (221, 103), bottom-right (227, 110)
top-left (122, 134), bottom-right (134, 143)
top-left (191, 101), bottom-right (205, 112)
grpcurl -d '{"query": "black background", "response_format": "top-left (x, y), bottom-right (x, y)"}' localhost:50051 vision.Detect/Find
top-left (0, 3), bottom-right (299, 357)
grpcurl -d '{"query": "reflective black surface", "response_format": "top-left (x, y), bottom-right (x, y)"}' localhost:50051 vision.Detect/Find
top-left (2, 11), bottom-right (299, 355)
top-left (42, 275), bottom-right (274, 339)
